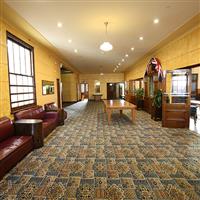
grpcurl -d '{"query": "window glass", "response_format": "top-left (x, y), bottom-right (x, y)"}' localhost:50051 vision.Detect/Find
top-left (7, 32), bottom-right (36, 111)
top-left (172, 74), bottom-right (187, 94)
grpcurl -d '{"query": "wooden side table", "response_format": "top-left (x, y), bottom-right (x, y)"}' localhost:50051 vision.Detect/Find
top-left (93, 94), bottom-right (103, 101)
top-left (14, 119), bottom-right (43, 149)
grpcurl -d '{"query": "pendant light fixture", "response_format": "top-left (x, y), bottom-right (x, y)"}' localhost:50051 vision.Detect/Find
top-left (100, 22), bottom-right (113, 52)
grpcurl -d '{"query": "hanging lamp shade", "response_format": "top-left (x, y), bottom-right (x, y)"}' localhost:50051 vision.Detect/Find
top-left (100, 41), bottom-right (113, 51)
top-left (99, 22), bottom-right (113, 52)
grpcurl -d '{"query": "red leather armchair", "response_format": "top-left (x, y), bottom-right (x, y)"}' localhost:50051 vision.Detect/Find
top-left (14, 106), bottom-right (59, 137)
top-left (0, 117), bottom-right (33, 179)
top-left (44, 102), bottom-right (67, 125)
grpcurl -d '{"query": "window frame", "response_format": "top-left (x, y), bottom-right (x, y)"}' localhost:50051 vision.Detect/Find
top-left (6, 31), bottom-right (37, 113)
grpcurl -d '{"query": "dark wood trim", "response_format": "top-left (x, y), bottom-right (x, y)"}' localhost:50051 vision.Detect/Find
top-left (10, 98), bottom-right (35, 104)
top-left (129, 77), bottom-right (143, 81)
top-left (6, 31), bottom-right (34, 50)
top-left (31, 43), bottom-right (37, 106)
top-left (11, 104), bottom-right (37, 114)
top-left (57, 79), bottom-right (61, 108)
top-left (9, 72), bottom-right (34, 77)
top-left (178, 63), bottom-right (200, 70)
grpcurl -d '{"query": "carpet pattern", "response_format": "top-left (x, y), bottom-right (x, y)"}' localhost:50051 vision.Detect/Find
top-left (0, 100), bottom-right (200, 200)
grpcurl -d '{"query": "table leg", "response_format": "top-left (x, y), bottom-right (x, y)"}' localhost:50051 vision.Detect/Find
top-left (120, 110), bottom-right (123, 115)
top-left (131, 108), bottom-right (136, 123)
top-left (104, 104), bottom-right (106, 113)
top-left (107, 109), bottom-right (112, 125)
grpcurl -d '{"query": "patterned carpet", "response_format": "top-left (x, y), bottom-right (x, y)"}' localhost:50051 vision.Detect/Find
top-left (1, 100), bottom-right (200, 200)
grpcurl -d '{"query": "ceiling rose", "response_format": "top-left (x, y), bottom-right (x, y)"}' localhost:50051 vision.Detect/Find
top-left (99, 22), bottom-right (113, 52)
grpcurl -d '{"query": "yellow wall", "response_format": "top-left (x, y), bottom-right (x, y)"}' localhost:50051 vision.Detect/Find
top-left (125, 18), bottom-right (200, 81)
top-left (0, 19), bottom-right (63, 118)
top-left (1, 13), bottom-right (80, 119)
top-left (79, 73), bottom-right (124, 99)
top-left (61, 73), bottom-right (78, 102)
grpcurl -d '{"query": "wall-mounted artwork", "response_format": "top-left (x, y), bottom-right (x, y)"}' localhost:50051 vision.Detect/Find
top-left (42, 80), bottom-right (54, 95)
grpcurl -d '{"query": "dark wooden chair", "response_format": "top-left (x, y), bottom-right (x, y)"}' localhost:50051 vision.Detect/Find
top-left (190, 105), bottom-right (198, 124)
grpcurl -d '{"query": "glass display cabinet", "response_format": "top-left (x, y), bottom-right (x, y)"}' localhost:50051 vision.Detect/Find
top-left (144, 58), bottom-right (163, 115)
top-left (125, 78), bottom-right (144, 108)
top-left (162, 69), bottom-right (191, 128)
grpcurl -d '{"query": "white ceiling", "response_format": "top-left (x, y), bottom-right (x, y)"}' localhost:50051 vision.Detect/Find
top-left (5, 0), bottom-right (200, 73)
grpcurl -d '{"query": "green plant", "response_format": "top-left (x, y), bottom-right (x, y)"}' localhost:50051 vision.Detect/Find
top-left (134, 88), bottom-right (144, 100)
top-left (153, 89), bottom-right (162, 108)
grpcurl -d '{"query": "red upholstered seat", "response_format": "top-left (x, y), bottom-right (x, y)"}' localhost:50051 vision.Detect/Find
top-left (0, 136), bottom-right (32, 160)
top-left (0, 117), bottom-right (33, 179)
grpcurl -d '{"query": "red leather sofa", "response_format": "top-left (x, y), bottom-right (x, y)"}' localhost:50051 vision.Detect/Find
top-left (0, 117), bottom-right (33, 179)
top-left (14, 106), bottom-right (59, 138)
top-left (44, 102), bottom-right (67, 125)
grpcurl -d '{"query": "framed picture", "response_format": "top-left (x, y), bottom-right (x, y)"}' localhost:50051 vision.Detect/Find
top-left (42, 80), bottom-right (54, 95)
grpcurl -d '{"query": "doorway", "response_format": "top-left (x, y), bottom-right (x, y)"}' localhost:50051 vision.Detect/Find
top-left (80, 82), bottom-right (89, 100)
top-left (188, 65), bottom-right (200, 133)
top-left (107, 82), bottom-right (125, 100)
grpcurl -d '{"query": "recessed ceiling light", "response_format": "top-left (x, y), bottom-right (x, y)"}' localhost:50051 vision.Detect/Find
top-left (57, 22), bottom-right (63, 28)
top-left (131, 47), bottom-right (135, 51)
top-left (153, 18), bottom-right (159, 24)
top-left (122, 58), bottom-right (125, 62)
top-left (118, 63), bottom-right (121, 66)
top-left (116, 65), bottom-right (119, 68)
top-left (68, 39), bottom-right (72, 43)
top-left (139, 36), bottom-right (143, 41)
top-left (74, 49), bottom-right (78, 53)
top-left (100, 72), bottom-right (104, 76)
top-left (125, 54), bottom-right (129, 57)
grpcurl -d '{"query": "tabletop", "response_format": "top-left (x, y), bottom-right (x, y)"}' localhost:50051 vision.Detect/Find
top-left (14, 119), bottom-right (43, 124)
top-left (103, 99), bottom-right (136, 109)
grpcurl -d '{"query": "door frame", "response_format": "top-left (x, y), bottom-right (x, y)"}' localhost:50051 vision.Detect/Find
top-left (80, 82), bottom-right (89, 100)
top-left (56, 78), bottom-right (61, 108)
top-left (107, 82), bottom-right (125, 100)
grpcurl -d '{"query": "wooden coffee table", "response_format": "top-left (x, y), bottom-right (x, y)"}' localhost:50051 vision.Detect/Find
top-left (103, 99), bottom-right (136, 124)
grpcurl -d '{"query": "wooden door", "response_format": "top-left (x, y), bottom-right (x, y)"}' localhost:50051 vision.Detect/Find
top-left (162, 69), bottom-right (191, 128)
top-left (107, 83), bottom-right (116, 100)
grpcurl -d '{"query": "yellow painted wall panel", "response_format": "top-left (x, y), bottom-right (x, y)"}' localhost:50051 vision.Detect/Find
top-left (0, 18), bottom-right (67, 118)
top-left (61, 73), bottom-right (78, 102)
top-left (125, 25), bottom-right (200, 81)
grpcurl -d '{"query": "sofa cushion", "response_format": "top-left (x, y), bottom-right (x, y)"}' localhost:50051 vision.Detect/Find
top-left (32, 107), bottom-right (45, 119)
top-left (0, 117), bottom-right (14, 143)
top-left (14, 109), bottom-right (33, 120)
top-left (44, 102), bottom-right (58, 111)
top-left (0, 136), bottom-right (32, 161)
